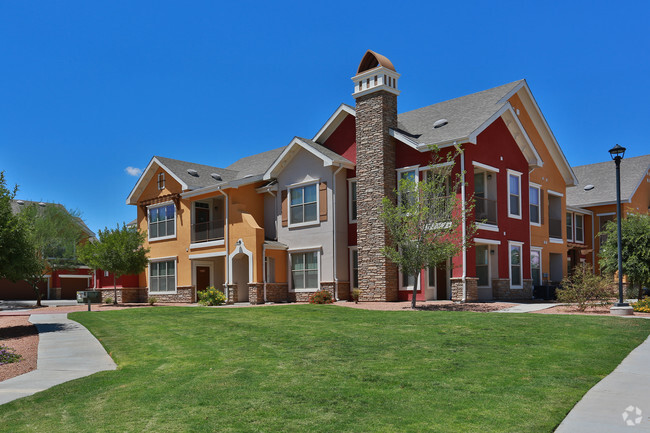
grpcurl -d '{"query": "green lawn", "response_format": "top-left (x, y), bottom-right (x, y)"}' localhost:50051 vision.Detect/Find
top-left (1, 306), bottom-right (649, 432)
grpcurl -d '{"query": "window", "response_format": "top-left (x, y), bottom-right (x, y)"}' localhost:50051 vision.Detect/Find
top-left (265, 257), bottom-right (276, 283)
top-left (104, 270), bottom-right (109, 277)
top-left (148, 203), bottom-right (176, 240)
top-left (427, 267), bottom-right (436, 288)
top-left (402, 272), bottom-right (416, 289)
top-left (348, 179), bottom-right (357, 222)
top-left (529, 185), bottom-right (540, 225)
top-left (157, 173), bottom-right (165, 190)
top-left (397, 167), bottom-right (418, 207)
top-left (476, 245), bottom-right (490, 287)
top-left (566, 212), bottom-right (573, 242)
top-left (507, 170), bottom-right (522, 218)
top-left (289, 183), bottom-right (318, 225)
top-left (575, 214), bottom-right (584, 243)
top-left (149, 260), bottom-right (176, 293)
top-left (291, 251), bottom-right (319, 290)
top-left (350, 248), bottom-right (359, 289)
top-left (599, 214), bottom-right (615, 246)
top-left (509, 242), bottom-right (523, 288)
top-left (531, 249), bottom-right (541, 287)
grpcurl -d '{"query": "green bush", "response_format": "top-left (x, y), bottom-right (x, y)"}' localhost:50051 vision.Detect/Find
top-left (632, 298), bottom-right (650, 313)
top-left (104, 297), bottom-right (113, 304)
top-left (148, 296), bottom-right (158, 306)
top-left (198, 287), bottom-right (226, 306)
top-left (556, 263), bottom-right (615, 311)
top-left (0, 345), bottom-right (22, 365)
top-left (308, 290), bottom-right (334, 304)
top-left (351, 289), bottom-right (361, 303)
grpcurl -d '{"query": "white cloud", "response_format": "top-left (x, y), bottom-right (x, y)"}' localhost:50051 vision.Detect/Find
top-left (125, 166), bottom-right (142, 177)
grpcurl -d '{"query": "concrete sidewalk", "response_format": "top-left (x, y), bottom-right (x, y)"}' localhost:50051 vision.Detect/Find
top-left (556, 335), bottom-right (650, 432)
top-left (494, 302), bottom-right (557, 313)
top-left (0, 313), bottom-right (116, 405)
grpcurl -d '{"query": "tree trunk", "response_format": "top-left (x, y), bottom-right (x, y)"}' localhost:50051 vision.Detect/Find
top-left (113, 275), bottom-right (117, 305)
top-left (639, 283), bottom-right (644, 301)
top-left (32, 281), bottom-right (42, 307)
top-left (411, 272), bottom-right (419, 309)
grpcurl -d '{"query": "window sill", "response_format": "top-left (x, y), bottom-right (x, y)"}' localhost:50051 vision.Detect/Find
top-left (508, 214), bottom-right (522, 220)
top-left (549, 237), bottom-right (564, 244)
top-left (292, 288), bottom-right (320, 293)
top-left (476, 223), bottom-right (499, 232)
top-left (149, 235), bottom-right (177, 243)
top-left (530, 222), bottom-right (541, 227)
top-left (190, 240), bottom-right (225, 249)
top-left (148, 290), bottom-right (178, 294)
top-left (288, 220), bottom-right (320, 229)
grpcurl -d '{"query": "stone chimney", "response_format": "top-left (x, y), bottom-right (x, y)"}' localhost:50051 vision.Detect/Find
top-left (352, 50), bottom-right (400, 301)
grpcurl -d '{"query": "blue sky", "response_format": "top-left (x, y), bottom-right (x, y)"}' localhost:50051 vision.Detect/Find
top-left (1, 0), bottom-right (648, 234)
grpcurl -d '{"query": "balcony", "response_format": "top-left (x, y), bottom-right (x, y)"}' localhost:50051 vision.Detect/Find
top-left (475, 196), bottom-right (497, 226)
top-left (191, 220), bottom-right (224, 244)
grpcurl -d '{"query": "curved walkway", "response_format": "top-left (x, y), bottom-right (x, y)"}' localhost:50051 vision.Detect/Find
top-left (0, 313), bottom-right (116, 406)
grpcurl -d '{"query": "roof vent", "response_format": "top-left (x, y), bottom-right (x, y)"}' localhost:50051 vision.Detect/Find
top-left (211, 173), bottom-right (222, 181)
top-left (16, 200), bottom-right (24, 205)
top-left (433, 119), bottom-right (449, 129)
top-left (38, 202), bottom-right (46, 207)
top-left (187, 169), bottom-right (199, 177)
top-left (584, 184), bottom-right (595, 191)
top-left (243, 174), bottom-right (254, 179)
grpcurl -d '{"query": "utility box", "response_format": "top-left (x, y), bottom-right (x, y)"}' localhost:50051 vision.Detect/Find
top-left (77, 290), bottom-right (102, 304)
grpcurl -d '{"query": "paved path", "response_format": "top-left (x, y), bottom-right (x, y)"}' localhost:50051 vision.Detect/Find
top-left (494, 302), bottom-right (557, 313)
top-left (0, 313), bottom-right (116, 406)
top-left (556, 335), bottom-right (650, 432)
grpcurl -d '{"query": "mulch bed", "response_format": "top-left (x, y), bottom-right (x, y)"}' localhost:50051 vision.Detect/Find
top-left (0, 316), bottom-right (39, 382)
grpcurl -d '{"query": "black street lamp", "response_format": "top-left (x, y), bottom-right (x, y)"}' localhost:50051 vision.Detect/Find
top-left (608, 144), bottom-right (627, 307)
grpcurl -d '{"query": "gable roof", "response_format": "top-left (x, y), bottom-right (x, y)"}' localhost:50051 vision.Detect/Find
top-left (396, 80), bottom-right (524, 147)
top-left (10, 199), bottom-right (96, 239)
top-left (566, 154), bottom-right (650, 208)
top-left (225, 147), bottom-right (286, 177)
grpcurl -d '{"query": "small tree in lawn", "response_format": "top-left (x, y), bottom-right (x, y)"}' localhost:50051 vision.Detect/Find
top-left (19, 202), bottom-right (86, 306)
top-left (380, 147), bottom-right (476, 309)
top-left (599, 213), bottom-right (650, 300)
top-left (78, 224), bottom-right (149, 304)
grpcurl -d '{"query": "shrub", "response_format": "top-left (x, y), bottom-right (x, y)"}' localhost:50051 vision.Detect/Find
top-left (351, 289), bottom-right (360, 303)
top-left (198, 287), bottom-right (226, 306)
top-left (308, 290), bottom-right (334, 304)
top-left (556, 263), bottom-right (616, 311)
top-left (0, 345), bottom-right (22, 365)
top-left (632, 298), bottom-right (650, 313)
top-left (148, 296), bottom-right (158, 306)
top-left (104, 297), bottom-right (113, 304)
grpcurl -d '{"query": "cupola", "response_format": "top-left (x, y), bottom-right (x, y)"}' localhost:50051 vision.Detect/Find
top-left (351, 50), bottom-right (400, 98)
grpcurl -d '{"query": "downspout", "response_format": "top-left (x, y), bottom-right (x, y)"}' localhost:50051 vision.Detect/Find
top-left (459, 146), bottom-right (467, 302)
top-left (332, 163), bottom-right (344, 301)
top-left (264, 189), bottom-right (277, 304)
top-left (262, 242), bottom-right (267, 303)
top-left (591, 213), bottom-right (595, 273)
top-left (219, 189), bottom-right (229, 302)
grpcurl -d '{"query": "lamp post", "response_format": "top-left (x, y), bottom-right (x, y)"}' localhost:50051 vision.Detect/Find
top-left (608, 144), bottom-right (628, 307)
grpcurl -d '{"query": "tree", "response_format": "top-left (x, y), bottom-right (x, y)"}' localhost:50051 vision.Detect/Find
top-left (380, 148), bottom-right (476, 308)
top-left (19, 202), bottom-right (87, 306)
top-left (599, 213), bottom-right (650, 299)
top-left (78, 224), bottom-right (149, 304)
top-left (0, 171), bottom-right (36, 284)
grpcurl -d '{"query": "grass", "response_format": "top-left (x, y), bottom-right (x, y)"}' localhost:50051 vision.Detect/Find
top-left (1, 306), bottom-right (649, 432)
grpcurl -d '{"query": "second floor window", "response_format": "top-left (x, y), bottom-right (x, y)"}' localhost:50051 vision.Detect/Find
top-left (508, 171), bottom-right (522, 218)
top-left (575, 214), bottom-right (584, 243)
top-left (566, 212), bottom-right (573, 242)
top-left (290, 183), bottom-right (318, 225)
top-left (149, 203), bottom-right (175, 240)
top-left (349, 180), bottom-right (357, 222)
top-left (529, 186), bottom-right (540, 224)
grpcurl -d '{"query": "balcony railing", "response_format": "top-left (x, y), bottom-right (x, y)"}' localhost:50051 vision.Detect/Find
top-left (191, 220), bottom-right (224, 243)
top-left (475, 197), bottom-right (497, 225)
top-left (549, 218), bottom-right (562, 239)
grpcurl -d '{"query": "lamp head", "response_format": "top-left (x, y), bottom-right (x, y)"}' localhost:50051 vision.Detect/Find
top-left (608, 144), bottom-right (626, 160)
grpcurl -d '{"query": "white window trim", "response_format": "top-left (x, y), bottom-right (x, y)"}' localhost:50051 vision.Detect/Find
top-left (529, 185), bottom-right (541, 227)
top-left (547, 189), bottom-right (564, 197)
top-left (288, 180), bottom-right (321, 228)
top-left (530, 247), bottom-right (543, 287)
top-left (475, 243), bottom-right (491, 288)
top-left (549, 238), bottom-right (564, 244)
top-left (477, 223), bottom-right (499, 232)
top-left (147, 201), bottom-right (177, 242)
top-left (566, 212), bottom-right (574, 242)
top-left (399, 269), bottom-right (419, 291)
top-left (396, 166), bottom-right (420, 207)
top-left (157, 172), bottom-right (165, 191)
top-left (426, 266), bottom-right (436, 289)
top-left (289, 249), bottom-right (321, 292)
top-left (507, 169), bottom-right (522, 220)
top-left (508, 241), bottom-right (524, 289)
top-left (472, 161), bottom-right (500, 173)
top-left (348, 178), bottom-right (357, 224)
top-left (574, 214), bottom-right (584, 244)
top-left (474, 237), bottom-right (501, 245)
top-left (349, 246), bottom-right (358, 290)
top-left (148, 256), bottom-right (178, 294)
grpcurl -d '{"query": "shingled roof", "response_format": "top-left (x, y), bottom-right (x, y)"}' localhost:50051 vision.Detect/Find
top-left (567, 154), bottom-right (650, 208)
top-left (396, 80), bottom-right (524, 146)
top-left (10, 199), bottom-right (95, 238)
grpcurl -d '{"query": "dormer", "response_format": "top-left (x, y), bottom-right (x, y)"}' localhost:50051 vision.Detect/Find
top-left (351, 50), bottom-right (400, 98)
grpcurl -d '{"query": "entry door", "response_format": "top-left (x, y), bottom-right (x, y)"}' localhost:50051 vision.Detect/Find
top-left (196, 266), bottom-right (211, 293)
top-left (436, 263), bottom-right (448, 300)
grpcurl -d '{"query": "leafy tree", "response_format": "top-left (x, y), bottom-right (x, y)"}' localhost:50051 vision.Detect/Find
top-left (0, 172), bottom-right (36, 284)
top-left (380, 149), bottom-right (476, 308)
top-left (599, 213), bottom-right (650, 299)
top-left (19, 203), bottom-right (87, 306)
top-left (78, 224), bottom-right (149, 304)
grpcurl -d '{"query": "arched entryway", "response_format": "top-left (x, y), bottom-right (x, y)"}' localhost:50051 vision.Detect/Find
top-left (229, 239), bottom-right (253, 303)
